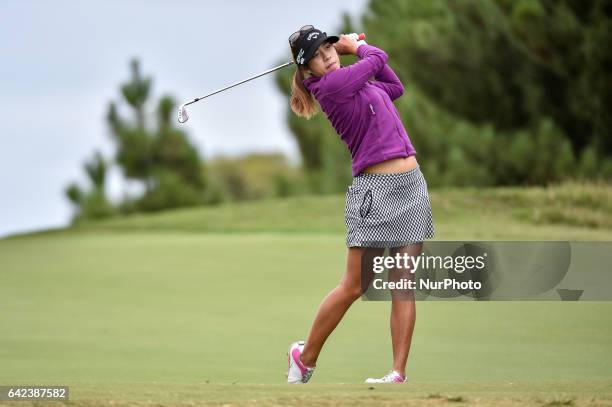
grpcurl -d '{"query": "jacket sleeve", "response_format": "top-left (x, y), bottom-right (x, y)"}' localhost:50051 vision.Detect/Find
top-left (317, 44), bottom-right (388, 101)
top-left (371, 63), bottom-right (405, 101)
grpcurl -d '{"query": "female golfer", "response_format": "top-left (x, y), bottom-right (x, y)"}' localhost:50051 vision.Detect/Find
top-left (286, 26), bottom-right (434, 384)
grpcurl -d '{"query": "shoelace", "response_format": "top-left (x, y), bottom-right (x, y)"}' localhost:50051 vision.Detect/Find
top-left (301, 368), bottom-right (314, 383)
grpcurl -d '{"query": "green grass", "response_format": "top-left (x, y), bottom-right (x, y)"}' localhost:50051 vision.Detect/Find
top-left (22, 181), bottom-right (612, 240)
top-left (1, 183), bottom-right (611, 406)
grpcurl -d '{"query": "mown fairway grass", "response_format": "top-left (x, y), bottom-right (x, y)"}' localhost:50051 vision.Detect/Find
top-left (1, 184), bottom-right (611, 406)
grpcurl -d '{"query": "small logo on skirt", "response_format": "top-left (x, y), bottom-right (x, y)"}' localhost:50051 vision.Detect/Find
top-left (359, 190), bottom-right (373, 218)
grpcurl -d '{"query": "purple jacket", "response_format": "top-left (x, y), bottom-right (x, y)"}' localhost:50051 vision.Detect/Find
top-left (303, 44), bottom-right (416, 176)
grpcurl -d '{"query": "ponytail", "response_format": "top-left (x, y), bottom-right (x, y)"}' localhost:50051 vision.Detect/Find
top-left (290, 67), bottom-right (318, 119)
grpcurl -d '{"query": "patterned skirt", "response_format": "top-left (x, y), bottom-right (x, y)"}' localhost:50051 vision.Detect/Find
top-left (345, 165), bottom-right (435, 248)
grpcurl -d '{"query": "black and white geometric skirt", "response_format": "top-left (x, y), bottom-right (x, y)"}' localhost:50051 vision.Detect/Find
top-left (345, 165), bottom-right (435, 248)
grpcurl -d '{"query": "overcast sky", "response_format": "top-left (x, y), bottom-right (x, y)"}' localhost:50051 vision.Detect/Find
top-left (0, 0), bottom-right (368, 237)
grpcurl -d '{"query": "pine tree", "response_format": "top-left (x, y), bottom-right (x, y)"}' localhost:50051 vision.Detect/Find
top-left (106, 59), bottom-right (206, 211)
top-left (65, 151), bottom-right (116, 221)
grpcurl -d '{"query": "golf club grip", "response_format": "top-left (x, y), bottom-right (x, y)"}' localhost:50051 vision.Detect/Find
top-left (358, 33), bottom-right (366, 40)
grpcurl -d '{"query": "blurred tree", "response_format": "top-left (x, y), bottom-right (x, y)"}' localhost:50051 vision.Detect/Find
top-left (363, 0), bottom-right (612, 161)
top-left (207, 152), bottom-right (303, 201)
top-left (65, 151), bottom-right (116, 222)
top-left (107, 59), bottom-right (206, 211)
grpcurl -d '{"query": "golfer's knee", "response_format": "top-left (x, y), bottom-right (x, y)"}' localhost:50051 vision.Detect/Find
top-left (338, 283), bottom-right (362, 301)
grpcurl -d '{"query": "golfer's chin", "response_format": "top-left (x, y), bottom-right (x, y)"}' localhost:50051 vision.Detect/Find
top-left (325, 61), bottom-right (340, 73)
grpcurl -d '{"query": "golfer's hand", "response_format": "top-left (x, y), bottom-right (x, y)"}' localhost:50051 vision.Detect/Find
top-left (334, 34), bottom-right (360, 56)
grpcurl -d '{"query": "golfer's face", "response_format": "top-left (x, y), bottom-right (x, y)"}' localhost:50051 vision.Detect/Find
top-left (308, 42), bottom-right (340, 77)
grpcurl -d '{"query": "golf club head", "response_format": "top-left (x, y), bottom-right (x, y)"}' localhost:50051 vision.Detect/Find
top-left (177, 104), bottom-right (189, 123)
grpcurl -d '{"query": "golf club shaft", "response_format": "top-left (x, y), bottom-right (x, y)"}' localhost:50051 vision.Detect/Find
top-left (177, 32), bottom-right (366, 123)
top-left (184, 61), bottom-right (295, 107)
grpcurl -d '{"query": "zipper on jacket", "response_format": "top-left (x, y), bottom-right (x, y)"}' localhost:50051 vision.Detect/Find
top-left (369, 103), bottom-right (376, 115)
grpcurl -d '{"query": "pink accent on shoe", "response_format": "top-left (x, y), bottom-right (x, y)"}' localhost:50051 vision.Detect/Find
top-left (291, 347), bottom-right (307, 376)
top-left (393, 374), bottom-right (406, 383)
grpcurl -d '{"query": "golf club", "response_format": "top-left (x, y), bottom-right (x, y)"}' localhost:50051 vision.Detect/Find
top-left (177, 33), bottom-right (366, 123)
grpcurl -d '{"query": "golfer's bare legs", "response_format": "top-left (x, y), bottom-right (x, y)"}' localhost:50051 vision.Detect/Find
top-left (300, 247), bottom-right (382, 367)
top-left (388, 243), bottom-right (422, 377)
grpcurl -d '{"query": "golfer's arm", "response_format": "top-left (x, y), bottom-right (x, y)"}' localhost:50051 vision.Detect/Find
top-left (373, 64), bottom-right (404, 100)
top-left (322, 44), bottom-right (388, 100)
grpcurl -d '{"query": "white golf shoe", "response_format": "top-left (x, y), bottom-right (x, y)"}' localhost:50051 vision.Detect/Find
top-left (364, 370), bottom-right (407, 384)
top-left (286, 340), bottom-right (315, 384)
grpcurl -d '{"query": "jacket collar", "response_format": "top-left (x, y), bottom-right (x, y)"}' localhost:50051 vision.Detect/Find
top-left (303, 75), bottom-right (320, 91)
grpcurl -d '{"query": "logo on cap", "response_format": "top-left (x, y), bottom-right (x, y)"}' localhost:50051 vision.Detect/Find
top-left (296, 48), bottom-right (305, 65)
top-left (307, 32), bottom-right (319, 41)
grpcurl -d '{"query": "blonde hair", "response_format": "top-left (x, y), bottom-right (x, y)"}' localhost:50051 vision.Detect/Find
top-left (290, 66), bottom-right (318, 119)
